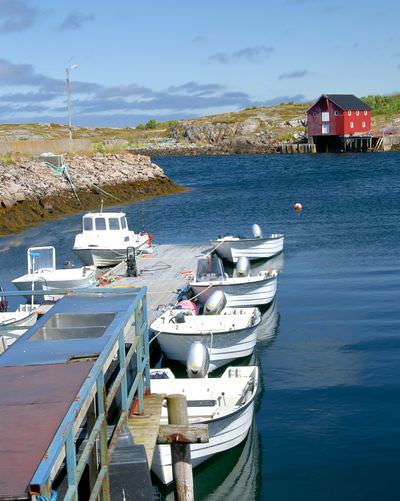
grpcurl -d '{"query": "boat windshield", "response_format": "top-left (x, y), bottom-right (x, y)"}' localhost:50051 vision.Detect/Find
top-left (121, 217), bottom-right (127, 229)
top-left (109, 218), bottom-right (120, 230)
top-left (95, 218), bottom-right (107, 231)
top-left (28, 246), bottom-right (56, 274)
top-left (83, 218), bottom-right (93, 231)
top-left (196, 254), bottom-right (225, 282)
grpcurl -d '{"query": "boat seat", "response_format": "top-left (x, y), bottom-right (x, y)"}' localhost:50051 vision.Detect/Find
top-left (186, 399), bottom-right (217, 407)
top-left (162, 399), bottom-right (216, 407)
top-left (198, 273), bottom-right (222, 282)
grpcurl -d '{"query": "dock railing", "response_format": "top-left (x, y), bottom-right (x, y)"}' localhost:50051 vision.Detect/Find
top-left (18, 287), bottom-right (150, 500)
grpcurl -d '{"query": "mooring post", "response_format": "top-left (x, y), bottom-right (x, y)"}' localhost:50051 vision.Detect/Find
top-left (167, 394), bottom-right (194, 501)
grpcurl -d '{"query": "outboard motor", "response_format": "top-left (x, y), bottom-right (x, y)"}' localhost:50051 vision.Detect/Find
top-left (186, 342), bottom-right (210, 378)
top-left (252, 224), bottom-right (263, 239)
top-left (203, 290), bottom-right (227, 315)
top-left (236, 256), bottom-right (251, 277)
top-left (126, 247), bottom-right (138, 277)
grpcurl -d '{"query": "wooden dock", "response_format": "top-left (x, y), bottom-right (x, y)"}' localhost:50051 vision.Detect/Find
top-left (105, 243), bottom-right (210, 322)
top-left (128, 393), bottom-right (165, 466)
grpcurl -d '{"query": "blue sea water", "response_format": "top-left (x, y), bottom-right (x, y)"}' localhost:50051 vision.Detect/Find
top-left (1, 153), bottom-right (399, 500)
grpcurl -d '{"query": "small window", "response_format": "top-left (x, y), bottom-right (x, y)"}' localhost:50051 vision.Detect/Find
top-left (83, 218), bottom-right (93, 231)
top-left (334, 110), bottom-right (340, 116)
top-left (95, 217), bottom-right (106, 231)
top-left (364, 110), bottom-right (368, 116)
top-left (350, 122), bottom-right (354, 128)
top-left (362, 122), bottom-right (366, 128)
top-left (109, 218), bottom-right (120, 230)
top-left (121, 217), bottom-right (127, 229)
top-left (356, 110), bottom-right (360, 116)
top-left (348, 110), bottom-right (352, 116)
top-left (312, 112), bottom-right (317, 117)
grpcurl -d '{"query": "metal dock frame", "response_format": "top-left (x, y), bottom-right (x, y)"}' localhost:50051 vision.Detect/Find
top-left (28, 288), bottom-right (150, 500)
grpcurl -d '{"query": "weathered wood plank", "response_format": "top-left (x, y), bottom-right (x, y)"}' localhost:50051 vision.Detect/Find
top-left (157, 424), bottom-right (208, 444)
top-left (128, 393), bottom-right (165, 466)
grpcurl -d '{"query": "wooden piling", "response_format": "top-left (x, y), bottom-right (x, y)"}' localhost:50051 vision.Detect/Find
top-left (167, 394), bottom-right (194, 501)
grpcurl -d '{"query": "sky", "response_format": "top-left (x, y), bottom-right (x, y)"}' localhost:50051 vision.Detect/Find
top-left (0, 0), bottom-right (399, 127)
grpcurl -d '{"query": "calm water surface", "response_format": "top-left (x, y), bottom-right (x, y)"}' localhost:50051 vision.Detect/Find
top-left (1, 153), bottom-right (399, 500)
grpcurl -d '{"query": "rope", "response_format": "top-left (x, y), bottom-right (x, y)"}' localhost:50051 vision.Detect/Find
top-left (43, 161), bottom-right (121, 203)
top-left (207, 238), bottom-right (227, 257)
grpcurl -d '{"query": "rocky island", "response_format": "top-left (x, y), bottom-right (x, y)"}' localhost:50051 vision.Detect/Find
top-left (0, 153), bottom-right (185, 235)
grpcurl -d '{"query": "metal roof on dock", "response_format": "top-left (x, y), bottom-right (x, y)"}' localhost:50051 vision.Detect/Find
top-left (0, 361), bottom-right (94, 499)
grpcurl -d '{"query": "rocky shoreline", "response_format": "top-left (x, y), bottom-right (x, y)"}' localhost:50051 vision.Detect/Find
top-left (0, 153), bottom-right (186, 235)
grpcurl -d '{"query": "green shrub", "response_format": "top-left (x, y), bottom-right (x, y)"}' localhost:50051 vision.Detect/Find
top-left (144, 119), bottom-right (158, 129)
top-left (362, 94), bottom-right (400, 115)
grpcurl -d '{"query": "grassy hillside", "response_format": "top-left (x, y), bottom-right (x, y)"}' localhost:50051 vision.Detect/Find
top-left (0, 94), bottom-right (399, 156)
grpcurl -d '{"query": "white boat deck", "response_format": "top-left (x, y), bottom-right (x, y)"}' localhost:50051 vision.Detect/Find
top-left (105, 244), bottom-right (210, 322)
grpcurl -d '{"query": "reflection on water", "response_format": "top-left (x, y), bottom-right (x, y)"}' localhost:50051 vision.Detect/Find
top-left (222, 252), bottom-right (285, 277)
top-left (157, 420), bottom-right (260, 501)
top-left (251, 252), bottom-right (285, 274)
top-left (256, 298), bottom-right (280, 345)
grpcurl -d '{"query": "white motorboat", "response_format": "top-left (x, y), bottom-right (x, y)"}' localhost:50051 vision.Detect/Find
top-left (12, 247), bottom-right (96, 300)
top-left (150, 365), bottom-right (259, 485)
top-left (211, 224), bottom-right (284, 263)
top-left (0, 304), bottom-right (38, 353)
top-left (73, 211), bottom-right (151, 267)
top-left (151, 298), bottom-right (261, 372)
top-left (189, 253), bottom-right (278, 307)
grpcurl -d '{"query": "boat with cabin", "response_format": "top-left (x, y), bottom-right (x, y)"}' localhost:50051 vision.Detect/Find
top-left (12, 246), bottom-right (95, 299)
top-left (150, 365), bottom-right (259, 485)
top-left (73, 211), bottom-right (151, 267)
top-left (211, 224), bottom-right (284, 263)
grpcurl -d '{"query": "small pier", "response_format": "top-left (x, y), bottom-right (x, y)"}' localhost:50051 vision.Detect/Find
top-left (279, 143), bottom-right (316, 154)
top-left (104, 243), bottom-right (209, 322)
top-left (0, 288), bottom-right (153, 500)
top-left (0, 243), bottom-right (211, 500)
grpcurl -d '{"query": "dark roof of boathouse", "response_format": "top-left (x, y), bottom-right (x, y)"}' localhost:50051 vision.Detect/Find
top-left (309, 94), bottom-right (371, 111)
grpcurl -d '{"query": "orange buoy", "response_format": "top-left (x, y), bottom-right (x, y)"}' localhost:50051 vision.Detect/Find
top-left (294, 202), bottom-right (303, 212)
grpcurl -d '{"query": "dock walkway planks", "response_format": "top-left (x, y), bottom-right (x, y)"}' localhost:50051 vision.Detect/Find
top-left (105, 243), bottom-right (210, 322)
top-left (128, 393), bottom-right (166, 466)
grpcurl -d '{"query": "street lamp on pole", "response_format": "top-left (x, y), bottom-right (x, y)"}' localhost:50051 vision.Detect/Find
top-left (66, 64), bottom-right (78, 142)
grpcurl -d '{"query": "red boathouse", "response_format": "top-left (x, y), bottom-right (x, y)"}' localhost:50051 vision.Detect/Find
top-left (307, 94), bottom-right (372, 152)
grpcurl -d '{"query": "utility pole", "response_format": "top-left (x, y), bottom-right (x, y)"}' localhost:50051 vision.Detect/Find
top-left (66, 64), bottom-right (78, 142)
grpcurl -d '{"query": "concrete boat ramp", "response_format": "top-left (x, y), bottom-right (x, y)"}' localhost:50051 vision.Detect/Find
top-left (104, 243), bottom-right (210, 322)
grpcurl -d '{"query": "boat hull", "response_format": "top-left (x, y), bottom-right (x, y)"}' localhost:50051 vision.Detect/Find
top-left (152, 398), bottom-right (255, 485)
top-left (156, 322), bottom-right (259, 372)
top-left (212, 234), bottom-right (284, 263)
top-left (73, 239), bottom-right (149, 267)
top-left (12, 270), bottom-right (95, 300)
top-left (0, 311), bottom-right (37, 352)
top-left (190, 274), bottom-right (277, 307)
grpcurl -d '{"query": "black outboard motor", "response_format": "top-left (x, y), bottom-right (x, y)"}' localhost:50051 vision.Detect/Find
top-left (126, 247), bottom-right (138, 277)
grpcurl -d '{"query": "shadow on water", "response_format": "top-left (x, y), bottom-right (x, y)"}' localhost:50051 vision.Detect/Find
top-left (155, 420), bottom-right (261, 501)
